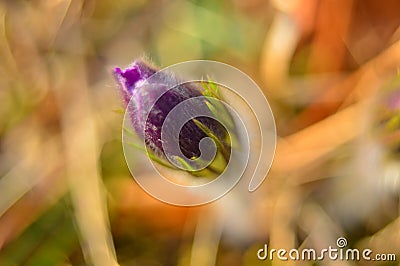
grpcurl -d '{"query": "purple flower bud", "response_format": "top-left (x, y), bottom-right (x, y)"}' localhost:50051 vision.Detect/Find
top-left (113, 60), bottom-right (157, 104)
top-left (113, 60), bottom-right (231, 166)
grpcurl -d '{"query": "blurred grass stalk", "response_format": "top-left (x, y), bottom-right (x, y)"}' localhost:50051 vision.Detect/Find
top-left (268, 16), bottom-right (400, 177)
top-left (31, 0), bottom-right (119, 265)
top-left (272, 33), bottom-right (400, 179)
top-left (52, 54), bottom-right (119, 266)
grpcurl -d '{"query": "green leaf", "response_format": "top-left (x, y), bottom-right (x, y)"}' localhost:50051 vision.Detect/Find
top-left (126, 141), bottom-right (175, 169)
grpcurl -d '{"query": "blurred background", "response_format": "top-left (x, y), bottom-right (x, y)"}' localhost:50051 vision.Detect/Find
top-left (1, 0), bottom-right (400, 265)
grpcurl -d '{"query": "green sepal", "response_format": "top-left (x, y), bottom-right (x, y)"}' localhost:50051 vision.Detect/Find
top-left (125, 141), bottom-right (175, 169)
top-left (113, 108), bottom-right (125, 114)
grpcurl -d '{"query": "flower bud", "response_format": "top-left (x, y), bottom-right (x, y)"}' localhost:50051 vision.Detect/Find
top-left (113, 59), bottom-right (232, 175)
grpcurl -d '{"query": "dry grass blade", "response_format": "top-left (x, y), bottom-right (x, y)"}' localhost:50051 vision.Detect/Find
top-left (273, 102), bottom-right (362, 175)
top-left (53, 56), bottom-right (119, 266)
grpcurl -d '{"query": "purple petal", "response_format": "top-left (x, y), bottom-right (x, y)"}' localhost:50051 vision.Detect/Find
top-left (113, 60), bottom-right (157, 104)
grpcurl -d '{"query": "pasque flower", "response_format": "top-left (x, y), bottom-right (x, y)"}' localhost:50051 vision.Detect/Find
top-left (113, 59), bottom-right (232, 174)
